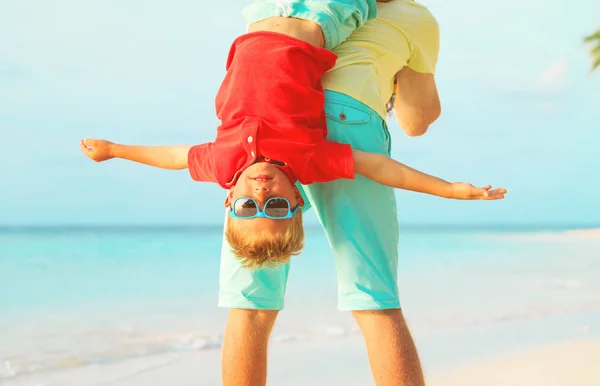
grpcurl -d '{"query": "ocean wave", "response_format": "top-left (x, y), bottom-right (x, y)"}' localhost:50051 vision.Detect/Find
top-left (0, 330), bottom-right (223, 381)
top-left (2, 300), bottom-right (600, 381)
top-left (0, 323), bottom-right (367, 381)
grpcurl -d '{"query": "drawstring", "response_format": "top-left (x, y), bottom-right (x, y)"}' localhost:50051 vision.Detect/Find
top-left (275, 0), bottom-right (292, 17)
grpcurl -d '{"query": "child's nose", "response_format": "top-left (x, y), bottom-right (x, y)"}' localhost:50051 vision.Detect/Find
top-left (254, 187), bottom-right (270, 195)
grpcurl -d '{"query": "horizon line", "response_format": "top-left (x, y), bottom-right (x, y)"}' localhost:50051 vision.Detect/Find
top-left (0, 223), bottom-right (598, 232)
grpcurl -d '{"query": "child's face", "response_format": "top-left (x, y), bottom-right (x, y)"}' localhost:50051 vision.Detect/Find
top-left (225, 162), bottom-right (304, 233)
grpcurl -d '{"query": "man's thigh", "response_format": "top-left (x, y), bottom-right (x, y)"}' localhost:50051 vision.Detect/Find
top-left (300, 90), bottom-right (400, 311)
top-left (218, 211), bottom-right (290, 310)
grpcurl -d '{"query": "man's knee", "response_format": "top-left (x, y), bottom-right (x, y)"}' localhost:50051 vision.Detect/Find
top-left (352, 308), bottom-right (405, 318)
top-left (228, 308), bottom-right (280, 330)
top-left (352, 308), bottom-right (411, 330)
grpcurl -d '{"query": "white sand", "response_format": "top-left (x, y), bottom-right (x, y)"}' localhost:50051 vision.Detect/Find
top-left (565, 229), bottom-right (600, 238)
top-left (6, 338), bottom-right (600, 386)
top-left (427, 339), bottom-right (600, 386)
top-left (4, 336), bottom-right (374, 386)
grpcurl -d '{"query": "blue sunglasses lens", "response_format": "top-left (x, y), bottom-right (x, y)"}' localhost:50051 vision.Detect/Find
top-left (233, 198), bottom-right (258, 217)
top-left (264, 198), bottom-right (290, 218)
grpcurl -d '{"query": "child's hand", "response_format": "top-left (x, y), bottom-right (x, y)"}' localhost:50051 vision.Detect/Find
top-left (450, 183), bottom-right (507, 200)
top-left (80, 139), bottom-right (115, 162)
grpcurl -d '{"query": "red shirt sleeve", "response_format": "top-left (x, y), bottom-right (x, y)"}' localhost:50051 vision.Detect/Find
top-left (300, 140), bottom-right (355, 184)
top-left (188, 143), bottom-right (218, 182)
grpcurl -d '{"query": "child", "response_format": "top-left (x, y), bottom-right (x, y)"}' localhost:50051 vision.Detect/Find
top-left (80, 0), bottom-right (507, 268)
top-left (80, 137), bottom-right (506, 264)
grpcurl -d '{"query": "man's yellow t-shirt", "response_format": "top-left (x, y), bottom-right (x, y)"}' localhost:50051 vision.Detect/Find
top-left (323, 0), bottom-right (440, 119)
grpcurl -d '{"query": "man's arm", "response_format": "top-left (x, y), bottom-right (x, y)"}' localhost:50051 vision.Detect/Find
top-left (393, 67), bottom-right (441, 137)
top-left (352, 149), bottom-right (506, 200)
top-left (80, 139), bottom-right (191, 170)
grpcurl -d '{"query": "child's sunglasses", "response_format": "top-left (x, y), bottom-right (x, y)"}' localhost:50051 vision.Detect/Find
top-left (229, 197), bottom-right (300, 219)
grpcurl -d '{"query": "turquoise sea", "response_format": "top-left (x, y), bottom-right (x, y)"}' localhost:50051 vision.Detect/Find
top-left (1, 225), bottom-right (600, 381)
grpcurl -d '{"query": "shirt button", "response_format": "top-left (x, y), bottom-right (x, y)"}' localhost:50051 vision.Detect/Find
top-left (251, 151), bottom-right (255, 158)
top-left (247, 136), bottom-right (253, 143)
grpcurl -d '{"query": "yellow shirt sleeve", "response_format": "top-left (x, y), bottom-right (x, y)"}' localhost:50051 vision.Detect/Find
top-left (322, 0), bottom-right (441, 118)
top-left (406, 14), bottom-right (440, 74)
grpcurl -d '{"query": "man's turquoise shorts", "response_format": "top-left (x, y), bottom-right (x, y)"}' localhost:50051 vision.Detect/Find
top-left (218, 90), bottom-right (401, 311)
top-left (242, 0), bottom-right (377, 50)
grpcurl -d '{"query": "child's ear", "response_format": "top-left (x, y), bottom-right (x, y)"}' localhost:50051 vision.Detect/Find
top-left (224, 189), bottom-right (235, 207)
top-left (292, 186), bottom-right (305, 207)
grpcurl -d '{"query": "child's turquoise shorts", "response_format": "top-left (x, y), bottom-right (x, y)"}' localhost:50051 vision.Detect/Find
top-left (242, 0), bottom-right (377, 50)
top-left (217, 90), bottom-right (401, 311)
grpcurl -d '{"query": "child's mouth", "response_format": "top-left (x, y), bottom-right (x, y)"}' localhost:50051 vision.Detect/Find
top-left (251, 174), bottom-right (273, 181)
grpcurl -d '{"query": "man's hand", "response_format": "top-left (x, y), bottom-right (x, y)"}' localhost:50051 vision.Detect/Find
top-left (449, 183), bottom-right (507, 200)
top-left (80, 139), bottom-right (115, 162)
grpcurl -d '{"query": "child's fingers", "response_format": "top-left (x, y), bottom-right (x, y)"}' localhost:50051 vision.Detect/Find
top-left (470, 188), bottom-right (489, 199)
top-left (80, 140), bottom-right (91, 152)
top-left (476, 186), bottom-right (508, 200)
top-left (486, 188), bottom-right (506, 200)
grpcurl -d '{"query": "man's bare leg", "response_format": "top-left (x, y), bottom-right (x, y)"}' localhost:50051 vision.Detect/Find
top-left (353, 309), bottom-right (425, 386)
top-left (222, 309), bottom-right (279, 386)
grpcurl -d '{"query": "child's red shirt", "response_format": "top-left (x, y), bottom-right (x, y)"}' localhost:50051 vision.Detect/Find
top-left (188, 31), bottom-right (354, 189)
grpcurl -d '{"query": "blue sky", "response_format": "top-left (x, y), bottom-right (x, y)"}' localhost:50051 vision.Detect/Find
top-left (1, 0), bottom-right (599, 226)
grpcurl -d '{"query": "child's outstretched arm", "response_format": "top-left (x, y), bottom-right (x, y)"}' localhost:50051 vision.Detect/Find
top-left (80, 139), bottom-right (190, 170)
top-left (352, 149), bottom-right (507, 200)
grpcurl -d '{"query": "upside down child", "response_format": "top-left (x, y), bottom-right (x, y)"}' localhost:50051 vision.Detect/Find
top-left (80, 0), bottom-right (507, 268)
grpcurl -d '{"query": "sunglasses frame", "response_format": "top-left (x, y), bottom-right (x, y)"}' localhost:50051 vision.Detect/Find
top-left (229, 196), bottom-right (300, 220)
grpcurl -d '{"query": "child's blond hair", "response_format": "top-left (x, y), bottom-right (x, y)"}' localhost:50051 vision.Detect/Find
top-left (225, 211), bottom-right (305, 268)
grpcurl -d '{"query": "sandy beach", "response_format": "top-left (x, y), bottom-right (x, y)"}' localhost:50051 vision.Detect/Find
top-left (4, 338), bottom-right (599, 386)
top-left (428, 339), bottom-right (600, 386)
top-left (4, 336), bottom-right (374, 386)
top-left (564, 229), bottom-right (600, 238)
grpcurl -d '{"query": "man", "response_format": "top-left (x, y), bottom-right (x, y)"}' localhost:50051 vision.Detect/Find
top-left (218, 1), bottom-right (441, 385)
